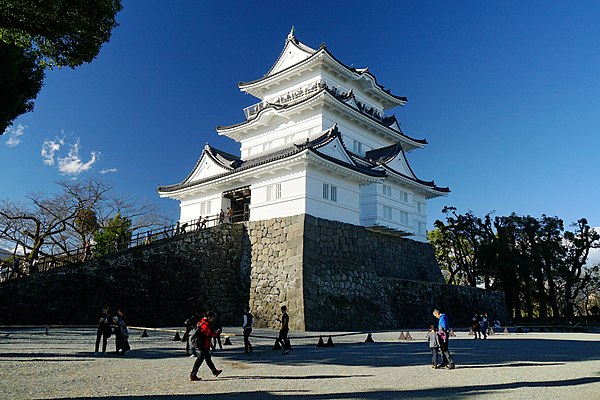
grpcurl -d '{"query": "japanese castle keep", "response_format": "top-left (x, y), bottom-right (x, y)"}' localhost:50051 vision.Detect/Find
top-left (0, 31), bottom-right (507, 328)
top-left (156, 30), bottom-right (507, 330)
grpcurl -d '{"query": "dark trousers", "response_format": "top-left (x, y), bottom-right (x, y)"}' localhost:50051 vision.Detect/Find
top-left (243, 328), bottom-right (253, 352)
top-left (115, 331), bottom-right (130, 354)
top-left (278, 328), bottom-right (290, 350)
top-left (440, 333), bottom-right (455, 366)
top-left (190, 348), bottom-right (217, 376)
top-left (430, 347), bottom-right (439, 366)
top-left (212, 331), bottom-right (222, 350)
top-left (95, 328), bottom-right (110, 353)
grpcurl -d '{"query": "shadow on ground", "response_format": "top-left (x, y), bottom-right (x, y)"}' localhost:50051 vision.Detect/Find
top-left (208, 337), bottom-right (600, 369)
top-left (52, 376), bottom-right (600, 400)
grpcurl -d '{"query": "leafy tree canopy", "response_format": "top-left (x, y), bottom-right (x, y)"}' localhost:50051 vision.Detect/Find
top-left (0, 41), bottom-right (44, 132)
top-left (93, 213), bottom-right (131, 256)
top-left (0, 0), bottom-right (123, 68)
top-left (0, 0), bottom-right (122, 133)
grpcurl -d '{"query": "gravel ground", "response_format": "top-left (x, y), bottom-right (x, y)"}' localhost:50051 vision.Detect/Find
top-left (1, 327), bottom-right (599, 399)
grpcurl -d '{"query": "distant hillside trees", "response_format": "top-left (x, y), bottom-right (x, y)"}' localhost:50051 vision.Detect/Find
top-left (0, 177), bottom-right (168, 264)
top-left (429, 207), bottom-right (600, 321)
top-left (0, 0), bottom-right (122, 132)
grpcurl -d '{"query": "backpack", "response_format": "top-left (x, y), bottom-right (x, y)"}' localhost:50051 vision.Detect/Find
top-left (190, 326), bottom-right (206, 349)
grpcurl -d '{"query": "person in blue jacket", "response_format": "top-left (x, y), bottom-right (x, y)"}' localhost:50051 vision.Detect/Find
top-left (433, 308), bottom-right (456, 369)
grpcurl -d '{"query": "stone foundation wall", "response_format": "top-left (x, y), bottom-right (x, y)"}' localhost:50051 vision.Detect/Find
top-left (301, 215), bottom-right (507, 329)
top-left (244, 215), bottom-right (306, 330)
top-left (0, 214), bottom-right (508, 330)
top-left (0, 224), bottom-right (245, 327)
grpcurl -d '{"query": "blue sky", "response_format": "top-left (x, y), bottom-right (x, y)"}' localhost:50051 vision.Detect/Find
top-left (2, 1), bottom-right (600, 232)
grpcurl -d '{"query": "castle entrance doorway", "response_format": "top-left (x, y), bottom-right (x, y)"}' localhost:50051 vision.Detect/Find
top-left (223, 186), bottom-right (251, 222)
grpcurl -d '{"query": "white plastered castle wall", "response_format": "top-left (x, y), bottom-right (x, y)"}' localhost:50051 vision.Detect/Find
top-left (248, 167), bottom-right (307, 221)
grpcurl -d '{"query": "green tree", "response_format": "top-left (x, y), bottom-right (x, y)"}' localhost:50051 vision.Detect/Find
top-left (0, 0), bottom-right (122, 132)
top-left (0, 41), bottom-right (44, 133)
top-left (93, 213), bottom-right (131, 256)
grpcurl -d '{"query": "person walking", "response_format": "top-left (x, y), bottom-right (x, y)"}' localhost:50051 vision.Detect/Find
top-left (189, 311), bottom-right (223, 381)
top-left (183, 312), bottom-right (201, 356)
top-left (113, 308), bottom-right (130, 356)
top-left (480, 313), bottom-right (489, 339)
top-left (276, 305), bottom-right (290, 355)
top-left (242, 305), bottom-right (253, 354)
top-left (433, 308), bottom-right (455, 369)
top-left (94, 306), bottom-right (112, 355)
top-left (426, 324), bottom-right (441, 368)
top-left (212, 311), bottom-right (223, 351)
top-left (471, 313), bottom-right (481, 339)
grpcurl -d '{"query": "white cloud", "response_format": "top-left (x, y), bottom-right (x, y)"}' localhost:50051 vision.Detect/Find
top-left (57, 139), bottom-right (100, 175)
top-left (41, 136), bottom-right (64, 165)
top-left (41, 134), bottom-right (100, 176)
top-left (4, 124), bottom-right (26, 147)
top-left (100, 167), bottom-right (118, 174)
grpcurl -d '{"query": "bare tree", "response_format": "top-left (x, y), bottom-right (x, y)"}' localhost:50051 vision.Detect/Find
top-left (0, 177), bottom-right (169, 265)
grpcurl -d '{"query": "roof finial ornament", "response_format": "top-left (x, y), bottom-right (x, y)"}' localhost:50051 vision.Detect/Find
top-left (331, 123), bottom-right (338, 135)
top-left (287, 26), bottom-right (296, 41)
top-left (320, 42), bottom-right (327, 49)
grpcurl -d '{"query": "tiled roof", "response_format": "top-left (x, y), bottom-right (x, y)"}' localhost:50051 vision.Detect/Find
top-left (157, 126), bottom-right (385, 194)
top-left (239, 34), bottom-right (406, 104)
top-left (217, 87), bottom-right (427, 146)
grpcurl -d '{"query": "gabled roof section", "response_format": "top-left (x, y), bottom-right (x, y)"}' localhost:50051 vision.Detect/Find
top-left (356, 141), bottom-right (450, 197)
top-left (158, 126), bottom-right (384, 194)
top-left (239, 31), bottom-right (406, 109)
top-left (162, 144), bottom-right (241, 190)
top-left (382, 114), bottom-right (402, 132)
top-left (303, 124), bottom-right (355, 165)
top-left (266, 27), bottom-right (316, 76)
top-left (217, 87), bottom-right (427, 150)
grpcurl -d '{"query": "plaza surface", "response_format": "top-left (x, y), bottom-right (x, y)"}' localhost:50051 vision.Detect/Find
top-left (0, 327), bottom-right (599, 400)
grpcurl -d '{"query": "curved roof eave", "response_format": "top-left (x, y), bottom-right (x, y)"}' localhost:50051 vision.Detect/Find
top-left (158, 128), bottom-right (386, 194)
top-left (158, 144), bottom-right (238, 192)
top-left (216, 88), bottom-right (325, 133)
top-left (217, 89), bottom-right (427, 148)
top-left (381, 164), bottom-right (450, 195)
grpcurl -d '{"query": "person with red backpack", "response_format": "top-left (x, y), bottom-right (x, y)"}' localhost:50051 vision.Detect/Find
top-left (189, 311), bottom-right (223, 381)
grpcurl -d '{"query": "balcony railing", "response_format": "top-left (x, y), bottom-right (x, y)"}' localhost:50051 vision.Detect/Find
top-left (242, 79), bottom-right (386, 123)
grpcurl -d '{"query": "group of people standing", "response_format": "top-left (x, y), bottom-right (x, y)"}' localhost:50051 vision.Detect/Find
top-left (470, 312), bottom-right (490, 340)
top-left (94, 306), bottom-right (130, 356)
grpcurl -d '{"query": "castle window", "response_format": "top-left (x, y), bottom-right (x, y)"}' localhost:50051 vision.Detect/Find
top-left (399, 190), bottom-right (409, 203)
top-left (399, 211), bottom-right (409, 225)
top-left (267, 183), bottom-right (281, 202)
top-left (353, 140), bottom-right (364, 155)
top-left (323, 183), bottom-right (337, 202)
top-left (383, 205), bottom-right (392, 220)
top-left (383, 185), bottom-right (392, 197)
top-left (416, 221), bottom-right (427, 235)
top-left (416, 201), bottom-right (425, 215)
top-left (200, 201), bottom-right (211, 216)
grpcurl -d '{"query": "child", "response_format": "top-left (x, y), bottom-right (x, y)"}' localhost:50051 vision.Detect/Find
top-left (426, 325), bottom-right (441, 368)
